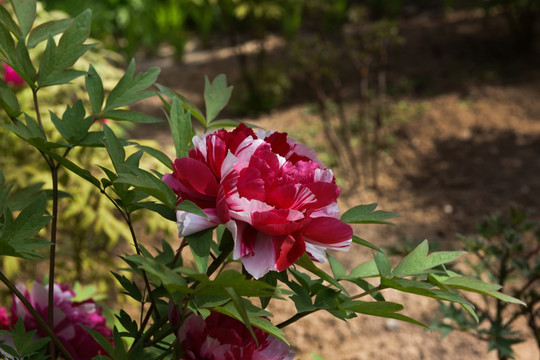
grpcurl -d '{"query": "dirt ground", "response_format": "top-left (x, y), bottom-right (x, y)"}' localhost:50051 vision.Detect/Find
top-left (131, 10), bottom-right (540, 360)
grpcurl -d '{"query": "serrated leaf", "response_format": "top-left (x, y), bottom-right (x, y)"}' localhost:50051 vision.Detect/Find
top-left (112, 272), bottom-right (142, 302)
top-left (27, 18), bottom-right (72, 48)
top-left (12, 0), bottom-right (36, 38)
top-left (341, 203), bottom-right (400, 225)
top-left (86, 64), bottom-right (104, 113)
top-left (186, 227), bottom-right (214, 273)
top-left (204, 74), bottom-right (233, 124)
top-left (104, 59), bottom-right (159, 111)
top-left (392, 240), bottom-right (465, 278)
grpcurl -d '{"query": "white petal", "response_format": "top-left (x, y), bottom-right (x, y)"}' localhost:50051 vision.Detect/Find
top-left (177, 209), bottom-right (220, 237)
top-left (241, 232), bottom-right (277, 279)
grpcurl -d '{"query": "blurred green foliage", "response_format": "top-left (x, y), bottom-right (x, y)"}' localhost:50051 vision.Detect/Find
top-left (431, 207), bottom-right (540, 359)
top-left (0, 3), bottom-right (172, 294)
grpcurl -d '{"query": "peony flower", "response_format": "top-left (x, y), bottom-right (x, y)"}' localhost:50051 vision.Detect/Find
top-left (171, 309), bottom-right (294, 360)
top-left (163, 124), bottom-right (352, 278)
top-left (0, 307), bottom-right (9, 330)
top-left (3, 64), bottom-right (24, 86)
top-left (10, 281), bottom-right (112, 360)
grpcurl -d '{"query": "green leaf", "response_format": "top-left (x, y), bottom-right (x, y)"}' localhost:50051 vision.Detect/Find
top-left (0, 7), bottom-right (20, 40)
top-left (50, 100), bottom-right (93, 143)
top-left (28, 18), bottom-right (73, 48)
top-left (206, 119), bottom-right (243, 131)
top-left (0, 78), bottom-right (22, 117)
top-left (204, 74), bottom-right (233, 124)
top-left (225, 287), bottom-right (258, 346)
top-left (177, 200), bottom-right (208, 219)
top-left (352, 235), bottom-right (383, 252)
top-left (328, 254), bottom-right (346, 279)
top-left (13, 38), bottom-right (36, 85)
top-left (341, 203), bottom-right (400, 225)
top-left (115, 164), bottom-right (177, 207)
top-left (296, 254), bottom-right (347, 293)
top-left (80, 325), bottom-right (115, 357)
top-left (157, 83), bottom-right (206, 127)
top-left (135, 202), bottom-right (176, 221)
top-left (101, 109), bottom-right (163, 123)
top-left (55, 9), bottom-right (92, 70)
top-left (374, 251), bottom-right (391, 278)
top-left (0, 23), bottom-right (15, 60)
top-left (12, 0), bottom-right (36, 38)
top-left (348, 259), bottom-right (379, 278)
top-left (436, 276), bottom-right (526, 306)
top-left (102, 124), bottom-right (125, 172)
top-left (186, 227), bottom-right (214, 273)
top-left (111, 272), bottom-right (143, 302)
top-left (104, 59), bottom-right (159, 111)
top-left (0, 193), bottom-right (52, 259)
top-left (85, 64), bottom-right (104, 114)
top-left (136, 144), bottom-right (172, 169)
top-left (392, 240), bottom-right (465, 278)
top-left (37, 10), bottom-right (94, 87)
top-left (168, 97), bottom-right (193, 158)
top-left (340, 300), bottom-right (428, 328)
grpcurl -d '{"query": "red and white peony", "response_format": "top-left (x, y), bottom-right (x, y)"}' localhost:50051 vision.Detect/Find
top-left (9, 281), bottom-right (112, 360)
top-left (171, 309), bottom-right (294, 360)
top-left (163, 124), bottom-right (352, 278)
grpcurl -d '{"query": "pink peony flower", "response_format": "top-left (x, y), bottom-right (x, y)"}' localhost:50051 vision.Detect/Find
top-left (10, 281), bottom-right (112, 360)
top-left (0, 307), bottom-right (9, 330)
top-left (171, 309), bottom-right (294, 360)
top-left (3, 64), bottom-right (24, 86)
top-left (163, 124), bottom-right (352, 278)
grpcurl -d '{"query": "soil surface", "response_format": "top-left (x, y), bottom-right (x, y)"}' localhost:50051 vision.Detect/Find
top-left (130, 10), bottom-right (540, 360)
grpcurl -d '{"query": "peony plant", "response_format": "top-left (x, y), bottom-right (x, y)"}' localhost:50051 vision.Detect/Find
top-left (0, 1), bottom-right (525, 359)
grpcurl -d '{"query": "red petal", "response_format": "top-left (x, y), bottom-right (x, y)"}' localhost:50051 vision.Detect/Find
top-left (173, 158), bottom-right (219, 198)
top-left (301, 217), bottom-right (352, 244)
top-left (252, 210), bottom-right (303, 236)
top-left (273, 234), bottom-right (305, 271)
top-left (237, 167), bottom-right (265, 201)
top-left (305, 182), bottom-right (340, 209)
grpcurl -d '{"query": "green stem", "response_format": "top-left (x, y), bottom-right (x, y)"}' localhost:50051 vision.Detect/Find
top-left (127, 213), bottom-right (160, 322)
top-left (277, 310), bottom-right (316, 329)
top-left (47, 157), bottom-right (59, 359)
top-left (0, 272), bottom-right (74, 360)
top-left (350, 285), bottom-right (386, 300)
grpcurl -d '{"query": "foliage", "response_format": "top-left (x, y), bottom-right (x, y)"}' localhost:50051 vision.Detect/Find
top-left (430, 207), bottom-right (540, 359)
top-left (0, 1), bottom-right (526, 359)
